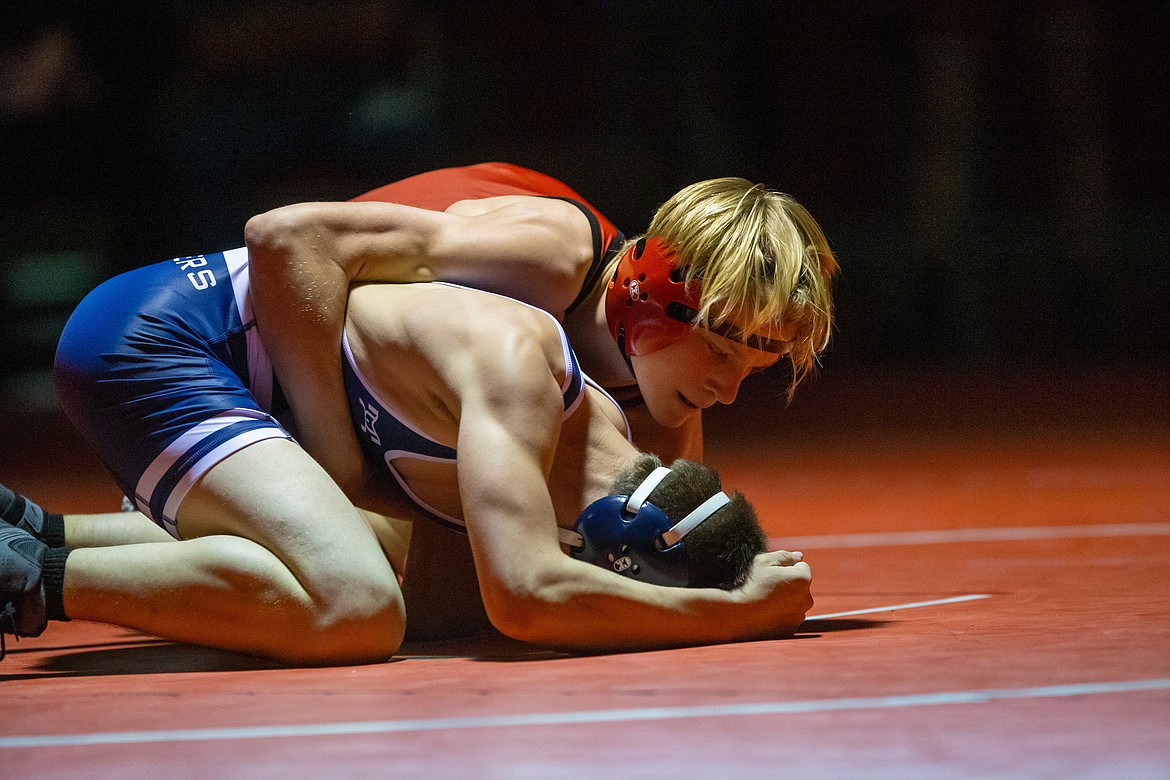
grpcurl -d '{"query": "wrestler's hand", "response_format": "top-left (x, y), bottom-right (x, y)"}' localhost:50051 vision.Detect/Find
top-left (735, 550), bottom-right (813, 638)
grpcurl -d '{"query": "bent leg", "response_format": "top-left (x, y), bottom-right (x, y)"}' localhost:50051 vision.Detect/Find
top-left (61, 439), bottom-right (405, 665)
top-left (64, 512), bottom-right (174, 547)
top-left (4, 481), bottom-right (171, 547)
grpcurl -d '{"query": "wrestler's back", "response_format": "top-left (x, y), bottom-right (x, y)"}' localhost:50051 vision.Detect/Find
top-left (343, 283), bottom-right (630, 530)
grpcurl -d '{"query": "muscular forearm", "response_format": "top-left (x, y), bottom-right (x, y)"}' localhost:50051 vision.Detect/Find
top-left (484, 555), bottom-right (808, 651)
top-left (245, 206), bottom-right (373, 488)
top-left (455, 353), bottom-right (806, 650)
top-left (248, 201), bottom-right (476, 491)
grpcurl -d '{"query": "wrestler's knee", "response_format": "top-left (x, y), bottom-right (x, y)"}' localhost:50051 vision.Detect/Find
top-left (199, 536), bottom-right (406, 665)
top-left (308, 569), bottom-right (406, 664)
top-left (257, 547), bottom-right (404, 664)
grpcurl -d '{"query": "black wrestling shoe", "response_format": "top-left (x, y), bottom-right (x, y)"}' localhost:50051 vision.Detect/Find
top-left (1, 482), bottom-right (65, 547)
top-left (1, 525), bottom-right (49, 659)
top-left (1, 482), bottom-right (47, 536)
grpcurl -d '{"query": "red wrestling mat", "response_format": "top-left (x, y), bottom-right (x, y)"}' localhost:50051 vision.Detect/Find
top-left (3, 368), bottom-right (1168, 777)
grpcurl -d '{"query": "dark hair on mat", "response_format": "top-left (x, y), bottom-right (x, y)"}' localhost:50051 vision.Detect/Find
top-left (609, 453), bottom-right (766, 589)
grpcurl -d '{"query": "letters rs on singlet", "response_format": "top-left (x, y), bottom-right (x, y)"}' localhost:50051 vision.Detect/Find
top-left (173, 255), bottom-right (217, 290)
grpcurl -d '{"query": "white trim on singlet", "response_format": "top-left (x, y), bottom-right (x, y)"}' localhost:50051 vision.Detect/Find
top-left (342, 283), bottom-right (630, 529)
top-left (582, 372), bottom-right (631, 441)
top-left (383, 452), bottom-right (466, 528)
top-left (159, 428), bottom-right (288, 534)
top-left (134, 408), bottom-right (288, 537)
top-left (342, 330), bottom-right (465, 526)
top-left (223, 247), bottom-right (273, 411)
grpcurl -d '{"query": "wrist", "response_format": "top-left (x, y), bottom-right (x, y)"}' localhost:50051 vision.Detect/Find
top-left (682, 584), bottom-right (753, 643)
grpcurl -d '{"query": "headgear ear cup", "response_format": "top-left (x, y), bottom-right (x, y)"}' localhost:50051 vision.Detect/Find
top-left (605, 237), bottom-right (703, 357)
top-left (566, 466), bottom-right (732, 588)
top-left (569, 495), bottom-right (689, 586)
top-left (605, 236), bottom-right (792, 357)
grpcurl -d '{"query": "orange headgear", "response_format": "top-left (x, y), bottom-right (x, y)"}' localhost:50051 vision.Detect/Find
top-left (605, 237), bottom-right (701, 357)
top-left (605, 237), bottom-right (789, 357)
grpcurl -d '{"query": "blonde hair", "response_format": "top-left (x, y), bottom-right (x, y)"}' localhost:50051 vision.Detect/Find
top-left (616, 178), bottom-right (839, 398)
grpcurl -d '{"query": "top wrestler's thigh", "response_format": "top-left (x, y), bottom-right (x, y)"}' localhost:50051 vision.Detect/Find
top-left (176, 436), bottom-right (400, 600)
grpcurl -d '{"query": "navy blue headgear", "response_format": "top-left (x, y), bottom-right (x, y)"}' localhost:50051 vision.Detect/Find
top-left (561, 467), bottom-right (731, 587)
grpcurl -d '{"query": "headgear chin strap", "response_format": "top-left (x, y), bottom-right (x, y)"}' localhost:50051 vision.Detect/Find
top-left (560, 466), bottom-right (731, 587)
top-left (605, 237), bottom-right (792, 358)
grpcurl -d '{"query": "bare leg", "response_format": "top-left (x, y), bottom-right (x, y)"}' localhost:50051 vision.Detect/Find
top-left (64, 509), bottom-right (412, 558)
top-left (64, 511), bottom-right (174, 547)
top-left (3, 481), bottom-right (167, 546)
top-left (60, 438), bottom-right (405, 665)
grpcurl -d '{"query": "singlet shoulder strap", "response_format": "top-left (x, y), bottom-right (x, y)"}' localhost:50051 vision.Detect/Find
top-left (541, 196), bottom-right (625, 318)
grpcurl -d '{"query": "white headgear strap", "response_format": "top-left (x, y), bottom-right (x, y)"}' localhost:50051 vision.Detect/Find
top-left (625, 466), bottom-right (673, 513)
top-left (623, 465), bottom-right (732, 549)
top-left (660, 491), bottom-right (731, 547)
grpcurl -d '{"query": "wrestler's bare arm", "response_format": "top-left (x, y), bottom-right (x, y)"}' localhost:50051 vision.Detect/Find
top-left (247, 197), bottom-right (593, 311)
top-left (450, 316), bottom-right (811, 650)
top-left (244, 198), bottom-right (593, 488)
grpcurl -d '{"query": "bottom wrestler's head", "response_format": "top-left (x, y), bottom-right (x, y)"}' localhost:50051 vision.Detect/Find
top-left (566, 454), bottom-right (765, 589)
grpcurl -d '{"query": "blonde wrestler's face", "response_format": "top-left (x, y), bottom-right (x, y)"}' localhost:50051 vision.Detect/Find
top-left (629, 325), bottom-right (786, 429)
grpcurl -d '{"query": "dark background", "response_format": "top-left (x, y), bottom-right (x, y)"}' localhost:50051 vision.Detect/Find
top-left (2, 1), bottom-right (1167, 426)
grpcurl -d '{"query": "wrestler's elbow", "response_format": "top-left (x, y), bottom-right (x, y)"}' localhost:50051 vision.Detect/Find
top-left (244, 208), bottom-right (286, 253)
top-left (244, 204), bottom-right (322, 265)
top-left (479, 561), bottom-right (573, 644)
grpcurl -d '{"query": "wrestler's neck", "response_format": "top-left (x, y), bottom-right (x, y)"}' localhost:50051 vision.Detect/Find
top-left (561, 280), bottom-right (637, 390)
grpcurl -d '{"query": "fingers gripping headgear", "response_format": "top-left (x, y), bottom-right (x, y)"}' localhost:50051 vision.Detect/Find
top-left (605, 237), bottom-right (701, 357)
top-left (561, 466), bottom-right (731, 587)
